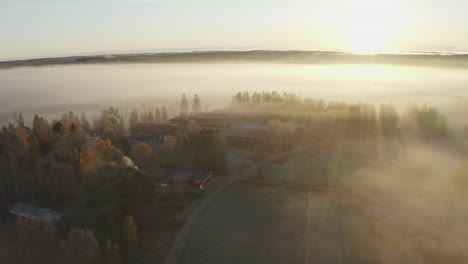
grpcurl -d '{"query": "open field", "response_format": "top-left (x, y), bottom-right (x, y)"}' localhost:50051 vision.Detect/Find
top-left (181, 139), bottom-right (468, 264)
top-left (181, 182), bottom-right (308, 264)
top-left (180, 141), bottom-right (381, 264)
top-left (260, 140), bottom-right (378, 187)
top-left (180, 181), bottom-right (391, 264)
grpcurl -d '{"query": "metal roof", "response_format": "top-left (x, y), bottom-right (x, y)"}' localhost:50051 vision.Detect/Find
top-left (9, 203), bottom-right (42, 218)
top-left (9, 203), bottom-right (63, 225)
top-left (191, 118), bottom-right (228, 128)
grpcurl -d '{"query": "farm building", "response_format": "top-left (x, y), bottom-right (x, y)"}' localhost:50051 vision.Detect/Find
top-left (9, 203), bottom-right (65, 227)
top-left (189, 113), bottom-right (229, 131)
top-left (164, 169), bottom-right (213, 190)
top-left (212, 109), bottom-right (256, 119)
top-left (169, 116), bottom-right (189, 127)
top-left (226, 124), bottom-right (269, 146)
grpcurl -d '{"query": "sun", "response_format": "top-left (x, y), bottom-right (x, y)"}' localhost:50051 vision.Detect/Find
top-left (337, 0), bottom-right (400, 53)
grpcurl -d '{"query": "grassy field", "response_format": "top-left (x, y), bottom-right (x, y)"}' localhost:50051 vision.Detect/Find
top-left (181, 140), bottom-right (467, 264)
top-left (260, 141), bottom-right (373, 187)
top-left (181, 182), bottom-right (308, 264)
top-left (261, 151), bottom-right (329, 185)
top-left (180, 182), bottom-right (385, 264)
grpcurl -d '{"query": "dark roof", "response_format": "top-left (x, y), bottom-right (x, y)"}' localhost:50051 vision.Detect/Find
top-left (9, 203), bottom-right (63, 224)
top-left (191, 118), bottom-right (228, 128)
top-left (191, 112), bottom-right (225, 120)
top-left (169, 116), bottom-right (188, 122)
top-left (9, 203), bottom-right (42, 217)
top-left (212, 110), bottom-right (256, 118)
top-left (226, 124), bottom-right (268, 138)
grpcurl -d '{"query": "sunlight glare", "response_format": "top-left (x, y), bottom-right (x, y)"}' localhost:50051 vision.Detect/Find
top-left (338, 0), bottom-right (401, 53)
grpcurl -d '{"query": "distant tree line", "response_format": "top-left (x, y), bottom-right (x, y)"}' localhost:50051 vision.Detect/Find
top-left (129, 106), bottom-right (169, 133)
top-left (230, 91), bottom-right (448, 141)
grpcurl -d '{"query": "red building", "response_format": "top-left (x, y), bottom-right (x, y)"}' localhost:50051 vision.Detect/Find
top-left (168, 170), bottom-right (213, 190)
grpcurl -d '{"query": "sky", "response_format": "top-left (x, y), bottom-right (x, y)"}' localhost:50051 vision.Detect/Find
top-left (1, 0), bottom-right (467, 60)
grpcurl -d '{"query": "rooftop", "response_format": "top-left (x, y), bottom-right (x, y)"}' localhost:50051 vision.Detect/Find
top-left (191, 118), bottom-right (228, 128)
top-left (191, 112), bottom-right (226, 120)
top-left (9, 203), bottom-right (63, 225)
top-left (226, 124), bottom-right (269, 138)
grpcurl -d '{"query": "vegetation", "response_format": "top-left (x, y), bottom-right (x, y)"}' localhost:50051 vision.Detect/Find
top-left (230, 91), bottom-right (448, 142)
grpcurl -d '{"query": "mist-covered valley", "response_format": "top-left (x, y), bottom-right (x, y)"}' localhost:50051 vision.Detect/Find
top-left (1, 62), bottom-right (468, 130)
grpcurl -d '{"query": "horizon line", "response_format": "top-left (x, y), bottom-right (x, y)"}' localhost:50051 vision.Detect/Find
top-left (2, 48), bottom-right (468, 63)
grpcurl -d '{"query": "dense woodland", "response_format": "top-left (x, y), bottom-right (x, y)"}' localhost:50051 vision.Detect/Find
top-left (0, 94), bottom-right (224, 263)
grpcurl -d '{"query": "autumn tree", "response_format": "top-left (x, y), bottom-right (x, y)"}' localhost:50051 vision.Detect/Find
top-left (80, 139), bottom-right (123, 177)
top-left (123, 215), bottom-right (138, 257)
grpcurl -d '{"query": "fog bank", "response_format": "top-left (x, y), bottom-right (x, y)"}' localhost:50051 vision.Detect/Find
top-left (0, 63), bottom-right (467, 126)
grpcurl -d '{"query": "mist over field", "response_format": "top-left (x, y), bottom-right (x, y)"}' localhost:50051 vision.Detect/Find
top-left (1, 62), bottom-right (468, 128)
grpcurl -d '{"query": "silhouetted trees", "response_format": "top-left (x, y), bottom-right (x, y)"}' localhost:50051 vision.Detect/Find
top-left (192, 94), bottom-right (201, 114)
top-left (155, 107), bottom-right (162, 124)
top-left (129, 109), bottom-right (139, 133)
top-left (161, 106), bottom-right (168, 124)
top-left (179, 94), bottom-right (189, 117)
top-left (229, 90), bottom-right (449, 141)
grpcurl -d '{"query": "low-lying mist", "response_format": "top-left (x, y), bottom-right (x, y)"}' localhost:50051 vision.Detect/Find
top-left (0, 63), bottom-right (468, 127)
